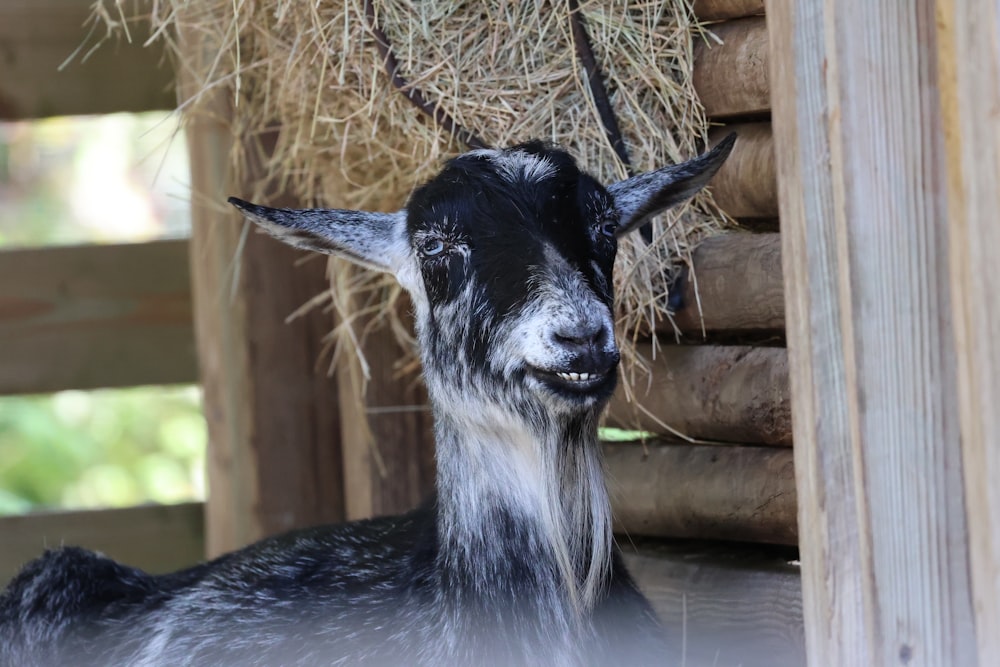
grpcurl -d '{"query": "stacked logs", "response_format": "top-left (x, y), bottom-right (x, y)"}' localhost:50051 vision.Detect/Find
top-left (604, 1), bottom-right (792, 547)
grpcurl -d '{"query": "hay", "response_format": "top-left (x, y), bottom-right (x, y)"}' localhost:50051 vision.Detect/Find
top-left (104, 0), bottom-right (731, 415)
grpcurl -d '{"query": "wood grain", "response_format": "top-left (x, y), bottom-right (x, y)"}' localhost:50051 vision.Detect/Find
top-left (694, 16), bottom-right (770, 119)
top-left (768, 1), bottom-right (977, 664)
top-left (936, 0), bottom-right (1000, 658)
top-left (0, 0), bottom-right (174, 119)
top-left (625, 541), bottom-right (804, 667)
top-left (0, 240), bottom-right (197, 395)
top-left (608, 345), bottom-right (791, 446)
top-left (708, 123), bottom-right (778, 219)
top-left (336, 290), bottom-right (436, 521)
top-left (178, 19), bottom-right (344, 557)
top-left (670, 232), bottom-right (784, 337)
top-left (606, 441), bottom-right (797, 545)
top-left (0, 503), bottom-right (204, 587)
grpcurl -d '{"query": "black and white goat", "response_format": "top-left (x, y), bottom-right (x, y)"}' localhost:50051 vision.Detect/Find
top-left (0, 135), bottom-right (734, 666)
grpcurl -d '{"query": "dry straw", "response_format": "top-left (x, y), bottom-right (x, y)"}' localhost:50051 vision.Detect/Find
top-left (105, 0), bottom-right (730, 421)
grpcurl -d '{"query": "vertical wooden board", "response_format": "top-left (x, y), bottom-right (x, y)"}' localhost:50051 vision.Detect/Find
top-left (337, 286), bottom-right (436, 521)
top-left (178, 19), bottom-right (344, 556)
top-left (768, 2), bottom-right (977, 665)
top-left (936, 0), bottom-right (1000, 657)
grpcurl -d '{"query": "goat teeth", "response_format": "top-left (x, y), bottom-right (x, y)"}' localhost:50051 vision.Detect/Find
top-left (579, 373), bottom-right (591, 381)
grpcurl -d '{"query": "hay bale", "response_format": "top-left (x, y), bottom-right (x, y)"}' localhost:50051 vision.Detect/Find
top-left (106, 1), bottom-right (731, 414)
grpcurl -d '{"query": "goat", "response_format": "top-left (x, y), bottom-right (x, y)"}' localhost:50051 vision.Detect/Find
top-left (0, 135), bottom-right (734, 666)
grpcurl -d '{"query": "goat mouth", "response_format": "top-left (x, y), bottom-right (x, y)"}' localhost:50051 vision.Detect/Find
top-left (529, 366), bottom-right (617, 399)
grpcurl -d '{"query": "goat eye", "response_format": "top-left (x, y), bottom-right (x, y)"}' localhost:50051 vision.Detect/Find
top-left (599, 220), bottom-right (619, 238)
top-left (420, 238), bottom-right (446, 257)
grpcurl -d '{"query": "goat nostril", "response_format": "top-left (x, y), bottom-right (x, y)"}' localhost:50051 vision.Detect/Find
top-left (553, 326), bottom-right (605, 348)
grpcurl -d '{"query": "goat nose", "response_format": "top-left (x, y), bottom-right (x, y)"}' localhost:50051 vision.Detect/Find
top-left (553, 324), bottom-right (604, 350)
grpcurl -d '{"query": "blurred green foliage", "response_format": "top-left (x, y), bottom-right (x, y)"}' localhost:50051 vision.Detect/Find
top-left (0, 386), bottom-right (206, 515)
top-left (0, 113), bottom-right (203, 516)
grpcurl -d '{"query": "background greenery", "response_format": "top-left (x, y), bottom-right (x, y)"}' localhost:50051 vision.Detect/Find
top-left (0, 112), bottom-right (205, 516)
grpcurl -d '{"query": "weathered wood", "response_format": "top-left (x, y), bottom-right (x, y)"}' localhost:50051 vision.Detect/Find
top-left (937, 0), bottom-right (1000, 658)
top-left (694, 16), bottom-right (770, 119)
top-left (768, 2), bottom-right (977, 665)
top-left (0, 240), bottom-right (196, 395)
top-left (0, 503), bottom-right (204, 587)
top-left (693, 0), bottom-right (765, 21)
top-left (670, 232), bottom-right (784, 337)
top-left (337, 290), bottom-right (436, 521)
top-left (0, 0), bottom-right (174, 119)
top-left (709, 123), bottom-right (778, 219)
top-left (179, 20), bottom-right (344, 557)
top-left (606, 441), bottom-right (796, 545)
top-left (608, 345), bottom-right (791, 446)
top-left (625, 541), bottom-right (804, 667)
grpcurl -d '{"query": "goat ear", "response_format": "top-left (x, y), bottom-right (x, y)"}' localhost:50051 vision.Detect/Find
top-left (228, 198), bottom-right (408, 274)
top-left (608, 133), bottom-right (736, 236)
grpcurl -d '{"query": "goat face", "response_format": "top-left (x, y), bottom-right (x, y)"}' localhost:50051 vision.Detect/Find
top-left (230, 136), bottom-right (734, 416)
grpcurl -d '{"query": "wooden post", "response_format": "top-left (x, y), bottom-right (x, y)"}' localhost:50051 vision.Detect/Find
top-left (178, 19), bottom-right (344, 556)
top-left (768, 1), bottom-right (978, 664)
top-left (936, 0), bottom-right (1000, 657)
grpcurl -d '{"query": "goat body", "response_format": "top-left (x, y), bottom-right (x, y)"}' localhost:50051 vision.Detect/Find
top-left (1, 136), bottom-right (734, 666)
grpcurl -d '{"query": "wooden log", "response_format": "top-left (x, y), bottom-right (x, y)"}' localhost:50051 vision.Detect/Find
top-left (0, 0), bottom-right (174, 119)
top-left (694, 16), bottom-right (770, 119)
top-left (709, 123), bottom-right (778, 219)
top-left (608, 345), bottom-right (791, 446)
top-left (605, 441), bottom-right (797, 545)
top-left (337, 291), bottom-right (436, 520)
top-left (768, 2), bottom-right (977, 664)
top-left (937, 0), bottom-right (1000, 658)
top-left (0, 503), bottom-right (204, 587)
top-left (0, 240), bottom-right (197, 395)
top-left (669, 232), bottom-right (784, 336)
top-left (625, 541), bottom-right (804, 667)
top-left (179, 21), bottom-right (344, 557)
top-left (693, 0), bottom-right (765, 21)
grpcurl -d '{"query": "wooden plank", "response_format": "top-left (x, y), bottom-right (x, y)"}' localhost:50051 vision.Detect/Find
top-left (936, 0), bottom-right (1000, 658)
top-left (625, 541), bottom-right (804, 667)
top-left (709, 123), bottom-right (778, 219)
top-left (337, 293), bottom-right (436, 521)
top-left (767, 2), bottom-right (977, 665)
top-left (178, 20), bottom-right (344, 557)
top-left (670, 232), bottom-right (784, 337)
top-left (0, 503), bottom-right (204, 587)
top-left (693, 0), bottom-right (765, 21)
top-left (608, 345), bottom-right (791, 446)
top-left (0, 0), bottom-right (174, 119)
top-left (0, 240), bottom-right (197, 395)
top-left (694, 16), bottom-right (770, 119)
top-left (606, 441), bottom-right (796, 545)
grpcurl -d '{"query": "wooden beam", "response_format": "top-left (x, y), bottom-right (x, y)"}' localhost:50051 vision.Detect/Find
top-left (178, 21), bottom-right (344, 557)
top-left (708, 123), bottom-right (778, 219)
top-left (625, 541), bottom-right (804, 667)
top-left (606, 441), bottom-right (796, 545)
top-left (669, 232), bottom-right (784, 337)
top-left (693, 0), bottom-right (765, 21)
top-left (694, 16), bottom-right (770, 119)
top-left (0, 240), bottom-right (196, 395)
top-left (768, 1), bottom-right (977, 664)
top-left (608, 345), bottom-right (791, 446)
top-left (0, 0), bottom-right (174, 119)
top-left (336, 290), bottom-right (436, 521)
top-left (0, 503), bottom-right (204, 587)
top-left (936, 0), bottom-right (1000, 658)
